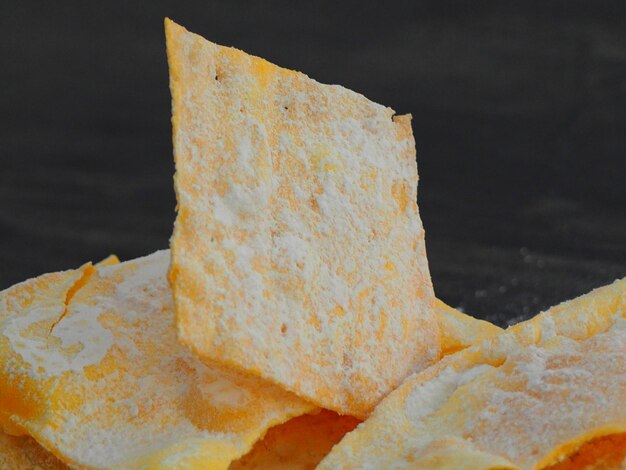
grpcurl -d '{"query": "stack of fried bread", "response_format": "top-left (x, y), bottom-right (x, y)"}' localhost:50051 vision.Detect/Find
top-left (1, 19), bottom-right (624, 469)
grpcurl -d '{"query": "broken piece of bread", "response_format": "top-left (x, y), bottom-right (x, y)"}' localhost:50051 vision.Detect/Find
top-left (166, 18), bottom-right (439, 418)
top-left (0, 251), bottom-right (313, 469)
top-left (319, 278), bottom-right (626, 469)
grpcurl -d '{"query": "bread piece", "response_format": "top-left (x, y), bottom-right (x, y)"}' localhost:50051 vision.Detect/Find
top-left (166, 18), bottom-right (439, 418)
top-left (319, 278), bottom-right (626, 469)
top-left (0, 251), bottom-right (313, 469)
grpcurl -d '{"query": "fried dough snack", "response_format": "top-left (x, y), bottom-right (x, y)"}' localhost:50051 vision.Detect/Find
top-left (166, 18), bottom-right (439, 418)
top-left (0, 251), bottom-right (313, 469)
top-left (320, 278), bottom-right (626, 469)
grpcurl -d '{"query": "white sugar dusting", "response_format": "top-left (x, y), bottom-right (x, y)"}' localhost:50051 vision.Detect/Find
top-left (111, 249), bottom-right (170, 296)
top-left (272, 232), bottom-right (314, 282)
top-left (196, 376), bottom-right (251, 407)
top-left (320, 278), bottom-right (626, 468)
top-left (405, 364), bottom-right (494, 423)
top-left (4, 302), bottom-right (113, 377)
top-left (170, 19), bottom-right (438, 417)
top-left (224, 182), bottom-right (270, 217)
top-left (212, 195), bottom-right (236, 226)
top-left (2, 247), bottom-right (310, 468)
top-left (49, 303), bottom-right (113, 372)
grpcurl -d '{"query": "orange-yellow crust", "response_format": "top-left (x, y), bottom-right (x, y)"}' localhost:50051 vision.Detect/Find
top-left (95, 254), bottom-right (119, 267)
top-left (434, 299), bottom-right (502, 356)
top-left (0, 265), bottom-right (94, 437)
top-left (165, 18), bottom-right (439, 418)
top-left (0, 432), bottom-right (67, 470)
top-left (0, 251), bottom-right (314, 469)
top-left (319, 278), bottom-right (626, 469)
top-left (230, 410), bottom-right (361, 469)
top-left (543, 432), bottom-right (626, 470)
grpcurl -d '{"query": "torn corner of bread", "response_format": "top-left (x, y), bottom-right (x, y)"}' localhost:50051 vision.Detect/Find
top-left (434, 298), bottom-right (503, 356)
top-left (95, 254), bottom-right (120, 267)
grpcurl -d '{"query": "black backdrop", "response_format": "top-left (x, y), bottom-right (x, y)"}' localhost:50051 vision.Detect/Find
top-left (2, 1), bottom-right (625, 326)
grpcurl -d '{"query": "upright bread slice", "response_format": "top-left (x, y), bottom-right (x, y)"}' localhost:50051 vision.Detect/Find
top-left (166, 18), bottom-right (439, 418)
top-left (0, 251), bottom-right (313, 469)
top-left (319, 278), bottom-right (626, 469)
top-left (0, 432), bottom-right (67, 470)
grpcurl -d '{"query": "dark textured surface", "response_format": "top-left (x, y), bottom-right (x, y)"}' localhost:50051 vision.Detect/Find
top-left (2, 1), bottom-right (625, 326)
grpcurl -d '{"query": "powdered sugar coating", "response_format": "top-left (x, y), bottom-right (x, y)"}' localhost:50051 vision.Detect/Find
top-left (4, 302), bottom-right (113, 376)
top-left (166, 19), bottom-right (439, 418)
top-left (320, 278), bottom-right (626, 469)
top-left (0, 251), bottom-right (313, 469)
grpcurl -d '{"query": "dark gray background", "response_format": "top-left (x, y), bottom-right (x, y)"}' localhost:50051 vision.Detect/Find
top-left (2, 1), bottom-right (625, 326)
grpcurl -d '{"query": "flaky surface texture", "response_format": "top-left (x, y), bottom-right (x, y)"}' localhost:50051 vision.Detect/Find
top-left (0, 251), bottom-right (313, 469)
top-left (320, 278), bottom-right (626, 469)
top-left (0, 432), bottom-right (67, 470)
top-left (166, 18), bottom-right (439, 418)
